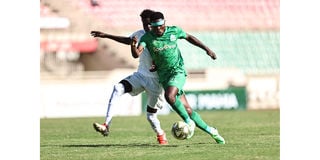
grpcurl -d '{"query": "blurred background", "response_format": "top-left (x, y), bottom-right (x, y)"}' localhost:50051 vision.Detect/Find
top-left (40, 0), bottom-right (279, 118)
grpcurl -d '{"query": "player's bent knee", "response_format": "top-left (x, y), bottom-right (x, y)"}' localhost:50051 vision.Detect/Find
top-left (164, 94), bottom-right (176, 105)
top-left (119, 80), bottom-right (132, 93)
top-left (147, 105), bottom-right (158, 113)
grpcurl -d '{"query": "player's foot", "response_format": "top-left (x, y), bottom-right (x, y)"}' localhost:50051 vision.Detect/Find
top-left (157, 132), bottom-right (168, 145)
top-left (210, 127), bottom-right (225, 144)
top-left (93, 122), bottom-right (109, 136)
top-left (186, 120), bottom-right (196, 139)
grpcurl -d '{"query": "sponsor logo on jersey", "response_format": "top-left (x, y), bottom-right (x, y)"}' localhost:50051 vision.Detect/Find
top-left (170, 35), bottom-right (177, 41)
top-left (152, 44), bottom-right (176, 53)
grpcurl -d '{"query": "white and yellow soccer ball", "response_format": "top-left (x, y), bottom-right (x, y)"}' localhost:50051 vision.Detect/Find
top-left (171, 121), bottom-right (190, 140)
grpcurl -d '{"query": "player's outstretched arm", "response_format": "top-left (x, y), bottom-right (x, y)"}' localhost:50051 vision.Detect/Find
top-left (185, 33), bottom-right (217, 60)
top-left (130, 36), bottom-right (144, 58)
top-left (90, 31), bottom-right (131, 45)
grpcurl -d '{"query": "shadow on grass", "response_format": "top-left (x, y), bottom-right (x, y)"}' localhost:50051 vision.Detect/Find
top-left (65, 143), bottom-right (179, 148)
top-left (41, 143), bottom-right (179, 148)
top-left (42, 142), bottom-right (208, 148)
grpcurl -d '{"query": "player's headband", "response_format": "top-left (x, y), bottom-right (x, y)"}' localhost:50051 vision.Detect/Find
top-left (150, 19), bottom-right (165, 27)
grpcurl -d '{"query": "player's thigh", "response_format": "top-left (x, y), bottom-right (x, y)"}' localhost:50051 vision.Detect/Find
top-left (146, 90), bottom-right (165, 110)
top-left (165, 72), bottom-right (186, 96)
top-left (145, 77), bottom-right (165, 109)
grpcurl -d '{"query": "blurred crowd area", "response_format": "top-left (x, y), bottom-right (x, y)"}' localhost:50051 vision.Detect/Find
top-left (40, 0), bottom-right (279, 110)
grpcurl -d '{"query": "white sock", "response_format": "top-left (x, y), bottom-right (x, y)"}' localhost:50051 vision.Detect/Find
top-left (146, 112), bottom-right (164, 135)
top-left (105, 83), bottom-right (125, 125)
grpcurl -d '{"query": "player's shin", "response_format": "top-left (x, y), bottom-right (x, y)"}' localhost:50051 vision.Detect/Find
top-left (146, 111), bottom-right (164, 135)
top-left (105, 83), bottom-right (125, 125)
top-left (172, 99), bottom-right (192, 123)
top-left (190, 111), bottom-right (211, 134)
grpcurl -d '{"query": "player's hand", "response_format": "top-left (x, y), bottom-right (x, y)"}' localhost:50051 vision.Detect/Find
top-left (90, 31), bottom-right (104, 38)
top-left (207, 50), bottom-right (217, 60)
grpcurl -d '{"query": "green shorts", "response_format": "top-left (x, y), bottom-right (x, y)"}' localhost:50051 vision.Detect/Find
top-left (161, 71), bottom-right (186, 96)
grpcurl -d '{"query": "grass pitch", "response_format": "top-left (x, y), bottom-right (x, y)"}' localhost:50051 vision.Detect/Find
top-left (40, 110), bottom-right (279, 160)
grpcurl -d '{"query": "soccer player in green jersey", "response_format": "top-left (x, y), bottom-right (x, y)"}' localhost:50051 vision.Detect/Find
top-left (131, 11), bottom-right (225, 144)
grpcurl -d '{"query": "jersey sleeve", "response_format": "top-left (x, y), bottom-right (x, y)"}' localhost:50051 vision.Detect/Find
top-left (175, 26), bottom-right (187, 39)
top-left (129, 31), bottom-right (137, 39)
top-left (138, 35), bottom-right (147, 48)
top-left (129, 30), bottom-right (143, 39)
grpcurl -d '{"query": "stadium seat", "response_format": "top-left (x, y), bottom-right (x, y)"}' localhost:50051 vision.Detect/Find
top-left (178, 31), bottom-right (279, 74)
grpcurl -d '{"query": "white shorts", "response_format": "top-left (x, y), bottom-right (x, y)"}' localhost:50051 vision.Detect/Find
top-left (124, 72), bottom-right (165, 110)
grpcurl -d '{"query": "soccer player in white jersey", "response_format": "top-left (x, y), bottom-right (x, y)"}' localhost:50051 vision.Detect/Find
top-left (90, 9), bottom-right (169, 144)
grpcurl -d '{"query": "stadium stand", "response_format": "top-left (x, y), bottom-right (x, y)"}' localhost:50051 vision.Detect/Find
top-left (41, 0), bottom-right (279, 73)
top-left (72, 0), bottom-right (279, 31)
top-left (179, 31), bottom-right (279, 74)
top-left (40, 1), bottom-right (137, 74)
top-left (67, 0), bottom-right (280, 74)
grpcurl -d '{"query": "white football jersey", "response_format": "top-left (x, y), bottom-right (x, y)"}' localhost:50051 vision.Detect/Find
top-left (130, 30), bottom-right (158, 78)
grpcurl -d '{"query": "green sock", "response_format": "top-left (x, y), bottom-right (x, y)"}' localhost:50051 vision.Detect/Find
top-left (172, 98), bottom-right (191, 123)
top-left (190, 111), bottom-right (212, 135)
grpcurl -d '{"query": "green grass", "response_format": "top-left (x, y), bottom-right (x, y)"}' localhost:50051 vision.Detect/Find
top-left (40, 110), bottom-right (279, 160)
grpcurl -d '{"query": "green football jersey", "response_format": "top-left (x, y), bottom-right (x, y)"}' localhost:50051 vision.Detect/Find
top-left (139, 26), bottom-right (187, 82)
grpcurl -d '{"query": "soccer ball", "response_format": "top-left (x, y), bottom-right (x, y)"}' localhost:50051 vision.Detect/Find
top-left (171, 121), bottom-right (190, 140)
